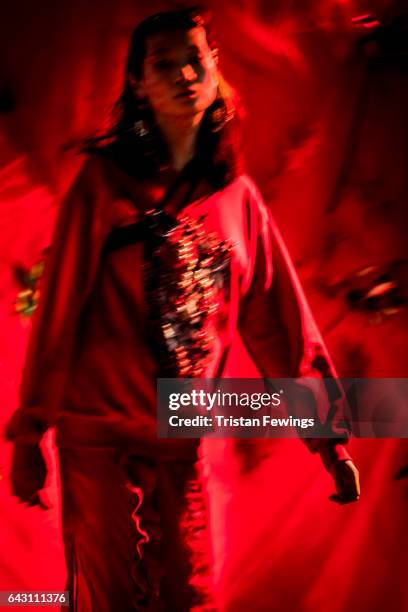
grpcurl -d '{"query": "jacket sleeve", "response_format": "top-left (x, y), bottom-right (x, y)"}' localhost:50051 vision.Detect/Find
top-left (238, 177), bottom-right (352, 466)
top-left (5, 158), bottom-right (106, 444)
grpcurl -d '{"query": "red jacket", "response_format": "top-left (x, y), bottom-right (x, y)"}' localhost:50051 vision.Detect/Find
top-left (6, 154), bottom-right (351, 464)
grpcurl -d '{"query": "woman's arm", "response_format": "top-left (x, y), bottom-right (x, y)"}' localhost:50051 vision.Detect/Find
top-left (6, 157), bottom-right (106, 444)
top-left (238, 178), bottom-right (359, 500)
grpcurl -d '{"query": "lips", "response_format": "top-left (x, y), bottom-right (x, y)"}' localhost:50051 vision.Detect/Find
top-left (175, 88), bottom-right (198, 99)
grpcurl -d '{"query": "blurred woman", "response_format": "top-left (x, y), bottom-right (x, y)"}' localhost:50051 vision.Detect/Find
top-left (7, 7), bottom-right (359, 611)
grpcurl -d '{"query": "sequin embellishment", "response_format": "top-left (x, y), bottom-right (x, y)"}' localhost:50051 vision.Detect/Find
top-left (144, 209), bottom-right (232, 377)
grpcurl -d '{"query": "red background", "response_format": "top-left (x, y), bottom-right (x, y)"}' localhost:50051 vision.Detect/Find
top-left (0, 1), bottom-right (407, 610)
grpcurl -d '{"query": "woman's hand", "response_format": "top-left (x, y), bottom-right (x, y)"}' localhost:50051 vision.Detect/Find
top-left (329, 459), bottom-right (360, 504)
top-left (10, 443), bottom-right (48, 508)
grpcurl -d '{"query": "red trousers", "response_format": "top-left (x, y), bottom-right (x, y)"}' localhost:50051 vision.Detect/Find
top-left (58, 447), bottom-right (217, 611)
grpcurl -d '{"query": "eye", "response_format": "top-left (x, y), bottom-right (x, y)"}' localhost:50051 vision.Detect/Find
top-left (189, 54), bottom-right (204, 65)
top-left (153, 58), bottom-right (174, 71)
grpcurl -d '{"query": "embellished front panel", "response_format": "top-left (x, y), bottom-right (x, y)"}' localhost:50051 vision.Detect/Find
top-left (144, 209), bottom-right (232, 377)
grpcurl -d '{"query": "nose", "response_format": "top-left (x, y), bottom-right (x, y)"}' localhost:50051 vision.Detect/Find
top-left (176, 63), bottom-right (196, 84)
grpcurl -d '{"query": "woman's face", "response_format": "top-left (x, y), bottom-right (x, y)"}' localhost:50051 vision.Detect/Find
top-left (136, 26), bottom-right (219, 120)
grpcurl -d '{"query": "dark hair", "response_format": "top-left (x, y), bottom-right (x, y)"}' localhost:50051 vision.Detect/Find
top-left (85, 6), bottom-right (244, 189)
